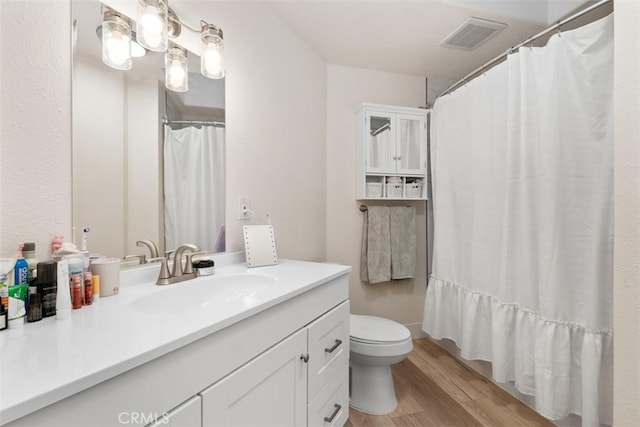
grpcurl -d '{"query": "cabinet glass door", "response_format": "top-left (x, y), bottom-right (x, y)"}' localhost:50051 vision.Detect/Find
top-left (397, 114), bottom-right (425, 174)
top-left (366, 113), bottom-right (395, 173)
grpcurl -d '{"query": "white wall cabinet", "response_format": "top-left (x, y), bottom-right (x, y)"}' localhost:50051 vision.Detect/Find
top-left (356, 103), bottom-right (429, 200)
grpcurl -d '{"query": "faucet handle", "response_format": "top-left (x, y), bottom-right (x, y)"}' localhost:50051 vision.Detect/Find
top-left (184, 254), bottom-right (195, 275)
top-left (156, 257), bottom-right (171, 286)
top-left (164, 250), bottom-right (176, 260)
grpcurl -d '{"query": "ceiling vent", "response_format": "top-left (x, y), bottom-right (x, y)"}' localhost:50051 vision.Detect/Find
top-left (440, 17), bottom-right (507, 50)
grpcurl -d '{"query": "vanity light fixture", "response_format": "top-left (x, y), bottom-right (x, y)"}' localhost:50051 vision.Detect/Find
top-left (200, 23), bottom-right (225, 79)
top-left (101, 8), bottom-right (132, 70)
top-left (101, 1), bottom-right (226, 90)
top-left (165, 45), bottom-right (188, 92)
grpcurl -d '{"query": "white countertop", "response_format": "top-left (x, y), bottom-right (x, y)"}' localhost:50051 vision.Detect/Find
top-left (0, 257), bottom-right (351, 425)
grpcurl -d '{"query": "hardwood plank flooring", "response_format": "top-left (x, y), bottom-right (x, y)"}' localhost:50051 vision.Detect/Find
top-left (346, 338), bottom-right (553, 427)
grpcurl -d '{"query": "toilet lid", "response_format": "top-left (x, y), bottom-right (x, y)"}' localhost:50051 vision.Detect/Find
top-left (350, 315), bottom-right (411, 343)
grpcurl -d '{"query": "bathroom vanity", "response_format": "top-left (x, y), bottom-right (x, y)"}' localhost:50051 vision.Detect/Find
top-left (0, 256), bottom-right (350, 427)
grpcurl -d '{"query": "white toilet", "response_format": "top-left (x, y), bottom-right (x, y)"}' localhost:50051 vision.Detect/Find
top-left (349, 314), bottom-right (413, 415)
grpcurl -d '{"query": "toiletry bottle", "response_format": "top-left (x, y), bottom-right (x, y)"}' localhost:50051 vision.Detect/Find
top-left (67, 255), bottom-right (84, 307)
top-left (22, 242), bottom-right (37, 281)
top-left (26, 293), bottom-right (42, 323)
top-left (56, 259), bottom-right (71, 320)
top-left (84, 271), bottom-right (93, 305)
top-left (37, 261), bottom-right (57, 317)
top-left (0, 275), bottom-right (8, 312)
top-left (92, 275), bottom-right (100, 302)
top-left (14, 246), bottom-right (28, 286)
top-left (71, 275), bottom-right (82, 309)
top-left (0, 303), bottom-right (7, 331)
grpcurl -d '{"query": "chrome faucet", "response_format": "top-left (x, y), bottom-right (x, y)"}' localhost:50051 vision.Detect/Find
top-left (156, 243), bottom-right (200, 286)
top-left (136, 240), bottom-right (160, 259)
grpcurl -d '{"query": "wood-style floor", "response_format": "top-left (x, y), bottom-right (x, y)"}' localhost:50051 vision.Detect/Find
top-left (346, 338), bottom-right (554, 427)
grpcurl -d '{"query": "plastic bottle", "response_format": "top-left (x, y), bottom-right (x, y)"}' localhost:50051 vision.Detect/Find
top-left (22, 242), bottom-right (37, 281)
top-left (56, 259), bottom-right (71, 320)
top-left (14, 246), bottom-right (28, 286)
top-left (37, 261), bottom-right (57, 318)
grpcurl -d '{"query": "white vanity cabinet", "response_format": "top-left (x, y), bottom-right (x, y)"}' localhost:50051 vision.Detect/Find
top-left (356, 103), bottom-right (429, 200)
top-left (201, 300), bottom-right (349, 427)
top-left (3, 266), bottom-right (350, 427)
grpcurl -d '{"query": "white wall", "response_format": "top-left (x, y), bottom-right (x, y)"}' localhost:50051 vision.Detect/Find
top-left (0, 0), bottom-right (72, 258)
top-left (326, 64), bottom-right (427, 334)
top-left (613, 0), bottom-right (640, 424)
top-left (212, 1), bottom-right (328, 260)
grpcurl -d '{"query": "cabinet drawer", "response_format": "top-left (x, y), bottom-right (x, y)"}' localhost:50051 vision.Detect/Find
top-left (308, 300), bottom-right (350, 399)
top-left (308, 364), bottom-right (349, 427)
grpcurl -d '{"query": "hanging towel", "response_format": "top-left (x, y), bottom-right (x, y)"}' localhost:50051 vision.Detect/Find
top-left (390, 206), bottom-right (416, 279)
top-left (361, 206), bottom-right (391, 283)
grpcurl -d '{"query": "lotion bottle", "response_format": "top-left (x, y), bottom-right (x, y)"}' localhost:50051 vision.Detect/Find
top-left (56, 259), bottom-right (71, 320)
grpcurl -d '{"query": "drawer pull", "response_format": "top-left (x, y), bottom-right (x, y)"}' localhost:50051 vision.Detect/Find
top-left (300, 353), bottom-right (309, 363)
top-left (324, 404), bottom-right (341, 423)
top-left (324, 339), bottom-right (343, 354)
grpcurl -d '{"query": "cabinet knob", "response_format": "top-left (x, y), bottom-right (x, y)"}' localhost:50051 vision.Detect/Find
top-left (300, 354), bottom-right (309, 363)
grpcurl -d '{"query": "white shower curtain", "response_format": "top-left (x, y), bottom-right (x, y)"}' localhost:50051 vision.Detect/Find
top-left (422, 15), bottom-right (613, 426)
top-left (164, 125), bottom-right (225, 253)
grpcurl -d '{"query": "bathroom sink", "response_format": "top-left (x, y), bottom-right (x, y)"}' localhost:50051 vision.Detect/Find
top-left (130, 274), bottom-right (278, 315)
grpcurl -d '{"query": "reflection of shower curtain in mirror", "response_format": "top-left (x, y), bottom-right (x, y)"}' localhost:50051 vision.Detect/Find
top-left (164, 125), bottom-right (225, 252)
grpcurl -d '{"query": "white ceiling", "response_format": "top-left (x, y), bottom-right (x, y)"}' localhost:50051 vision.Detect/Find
top-left (263, 0), bottom-right (558, 82)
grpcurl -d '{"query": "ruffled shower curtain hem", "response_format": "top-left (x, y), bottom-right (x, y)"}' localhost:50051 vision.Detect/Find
top-left (422, 277), bottom-right (613, 425)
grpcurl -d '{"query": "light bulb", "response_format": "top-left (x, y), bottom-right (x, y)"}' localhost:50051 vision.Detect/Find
top-left (165, 46), bottom-right (188, 92)
top-left (105, 32), bottom-right (130, 66)
top-left (168, 60), bottom-right (186, 87)
top-left (136, 0), bottom-right (167, 52)
top-left (201, 24), bottom-right (225, 79)
top-left (101, 12), bottom-right (132, 70)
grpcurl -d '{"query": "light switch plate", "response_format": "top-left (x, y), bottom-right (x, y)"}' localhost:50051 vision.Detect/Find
top-left (243, 225), bottom-right (278, 267)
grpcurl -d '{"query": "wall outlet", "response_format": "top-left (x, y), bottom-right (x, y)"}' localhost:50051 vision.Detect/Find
top-left (239, 197), bottom-right (251, 220)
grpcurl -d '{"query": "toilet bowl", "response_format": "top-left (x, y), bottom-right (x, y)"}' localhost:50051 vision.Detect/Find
top-left (349, 314), bottom-right (413, 415)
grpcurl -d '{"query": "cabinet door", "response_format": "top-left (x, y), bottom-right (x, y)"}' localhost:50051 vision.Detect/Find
top-left (365, 111), bottom-right (396, 174)
top-left (148, 396), bottom-right (201, 427)
top-left (396, 113), bottom-right (426, 175)
top-left (200, 329), bottom-right (307, 427)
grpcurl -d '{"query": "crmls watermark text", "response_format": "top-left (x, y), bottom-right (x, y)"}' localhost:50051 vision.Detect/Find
top-left (118, 412), bottom-right (169, 425)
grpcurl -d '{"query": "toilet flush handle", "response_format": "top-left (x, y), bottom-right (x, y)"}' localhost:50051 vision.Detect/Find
top-left (324, 339), bottom-right (343, 354)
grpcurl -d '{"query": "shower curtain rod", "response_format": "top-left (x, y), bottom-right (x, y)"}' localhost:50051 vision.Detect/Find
top-left (438, 0), bottom-right (612, 99)
top-left (162, 118), bottom-right (226, 127)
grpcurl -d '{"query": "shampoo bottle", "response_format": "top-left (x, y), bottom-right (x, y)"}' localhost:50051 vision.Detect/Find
top-left (14, 246), bottom-right (28, 286)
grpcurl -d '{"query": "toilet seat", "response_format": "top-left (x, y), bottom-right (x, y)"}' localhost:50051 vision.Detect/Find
top-left (350, 314), bottom-right (411, 344)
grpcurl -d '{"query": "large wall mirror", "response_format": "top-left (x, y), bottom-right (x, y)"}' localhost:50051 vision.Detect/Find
top-left (72, 0), bottom-right (225, 262)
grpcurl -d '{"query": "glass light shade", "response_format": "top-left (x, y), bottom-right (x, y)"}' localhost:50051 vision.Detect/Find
top-left (131, 36), bottom-right (147, 58)
top-left (136, 0), bottom-right (168, 52)
top-left (101, 16), bottom-right (132, 70)
top-left (165, 46), bottom-right (188, 92)
top-left (201, 25), bottom-right (225, 79)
